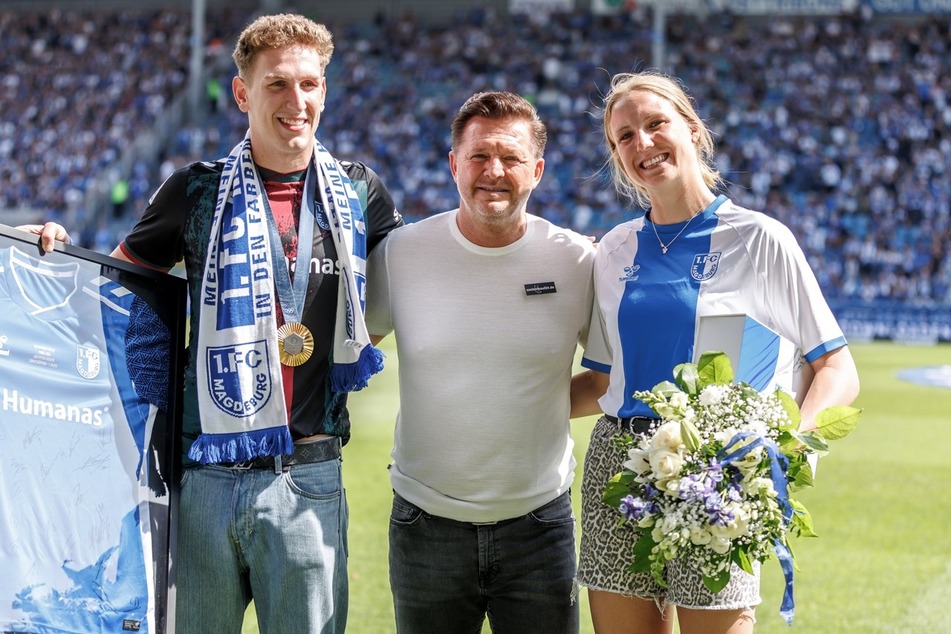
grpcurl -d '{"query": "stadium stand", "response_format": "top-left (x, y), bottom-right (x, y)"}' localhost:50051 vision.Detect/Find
top-left (1, 4), bottom-right (949, 314)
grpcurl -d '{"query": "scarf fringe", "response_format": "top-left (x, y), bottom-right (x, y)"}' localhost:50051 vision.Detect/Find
top-left (188, 426), bottom-right (295, 464)
top-left (331, 344), bottom-right (384, 393)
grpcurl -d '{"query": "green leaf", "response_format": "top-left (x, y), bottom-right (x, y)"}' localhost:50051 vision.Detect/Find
top-left (785, 536), bottom-right (800, 572)
top-left (602, 471), bottom-right (637, 507)
top-left (674, 362), bottom-right (700, 395)
top-left (733, 546), bottom-right (756, 575)
top-left (602, 480), bottom-right (631, 508)
top-left (738, 383), bottom-right (760, 402)
top-left (777, 431), bottom-right (803, 456)
top-left (650, 381), bottom-right (681, 399)
top-left (696, 351), bottom-right (734, 387)
top-left (612, 435), bottom-right (637, 452)
top-left (787, 457), bottom-right (815, 491)
top-left (703, 568), bottom-right (731, 594)
top-left (790, 497), bottom-right (818, 538)
top-left (814, 406), bottom-right (863, 441)
top-left (790, 429), bottom-right (830, 456)
top-left (773, 389), bottom-right (801, 431)
top-left (630, 531), bottom-right (657, 574)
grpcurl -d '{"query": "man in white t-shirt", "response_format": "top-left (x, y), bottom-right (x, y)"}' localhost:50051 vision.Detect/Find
top-left (366, 92), bottom-right (595, 634)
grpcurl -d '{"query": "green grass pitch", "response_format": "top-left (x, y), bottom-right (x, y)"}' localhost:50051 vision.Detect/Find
top-left (239, 340), bottom-right (951, 633)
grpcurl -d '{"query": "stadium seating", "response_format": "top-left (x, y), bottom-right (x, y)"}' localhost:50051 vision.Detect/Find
top-left (2, 7), bottom-right (948, 305)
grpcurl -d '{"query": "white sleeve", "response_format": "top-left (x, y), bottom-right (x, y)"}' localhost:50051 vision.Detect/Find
top-left (365, 233), bottom-right (394, 337)
top-left (762, 222), bottom-right (846, 360)
top-left (580, 251), bottom-right (612, 373)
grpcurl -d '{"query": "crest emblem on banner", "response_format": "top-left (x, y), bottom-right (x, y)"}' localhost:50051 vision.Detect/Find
top-left (76, 345), bottom-right (101, 379)
top-left (206, 340), bottom-right (273, 417)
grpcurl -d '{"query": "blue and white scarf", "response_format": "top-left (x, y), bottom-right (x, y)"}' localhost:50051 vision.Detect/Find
top-left (189, 133), bottom-right (383, 464)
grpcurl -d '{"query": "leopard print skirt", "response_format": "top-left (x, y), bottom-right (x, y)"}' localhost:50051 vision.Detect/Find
top-left (576, 416), bottom-right (762, 610)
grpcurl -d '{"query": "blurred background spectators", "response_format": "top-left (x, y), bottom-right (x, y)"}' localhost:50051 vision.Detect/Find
top-left (1, 2), bottom-right (949, 309)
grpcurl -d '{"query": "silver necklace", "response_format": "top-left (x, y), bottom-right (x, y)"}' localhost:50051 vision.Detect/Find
top-left (651, 212), bottom-right (698, 255)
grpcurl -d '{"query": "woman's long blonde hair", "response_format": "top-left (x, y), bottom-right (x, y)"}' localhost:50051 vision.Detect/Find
top-left (602, 71), bottom-right (722, 210)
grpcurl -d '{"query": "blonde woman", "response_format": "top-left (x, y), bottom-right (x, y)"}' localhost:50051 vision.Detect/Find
top-left (570, 71), bottom-right (860, 634)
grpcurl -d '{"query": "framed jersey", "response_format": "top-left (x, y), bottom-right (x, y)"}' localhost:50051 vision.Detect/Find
top-left (692, 313), bottom-right (814, 405)
top-left (0, 225), bottom-right (185, 634)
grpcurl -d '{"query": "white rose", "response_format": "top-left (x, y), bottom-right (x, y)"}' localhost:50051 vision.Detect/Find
top-left (710, 504), bottom-right (750, 540)
top-left (650, 422), bottom-right (683, 451)
top-left (650, 449), bottom-right (684, 480)
top-left (658, 477), bottom-right (680, 496)
top-left (689, 526), bottom-right (714, 546)
top-left (710, 536), bottom-right (732, 555)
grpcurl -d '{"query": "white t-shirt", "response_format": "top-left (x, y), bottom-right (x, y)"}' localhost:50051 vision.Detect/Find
top-left (582, 195), bottom-right (847, 419)
top-left (366, 211), bottom-right (595, 523)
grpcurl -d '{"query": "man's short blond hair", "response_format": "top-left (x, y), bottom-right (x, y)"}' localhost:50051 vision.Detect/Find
top-left (232, 13), bottom-right (334, 78)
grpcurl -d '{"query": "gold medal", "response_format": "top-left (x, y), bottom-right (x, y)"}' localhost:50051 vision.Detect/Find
top-left (277, 322), bottom-right (315, 366)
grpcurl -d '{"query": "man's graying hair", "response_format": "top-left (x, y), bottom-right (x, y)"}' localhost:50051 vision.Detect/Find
top-left (450, 92), bottom-right (548, 159)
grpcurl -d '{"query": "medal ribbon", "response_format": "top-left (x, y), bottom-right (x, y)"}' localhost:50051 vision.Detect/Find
top-left (262, 163), bottom-right (317, 328)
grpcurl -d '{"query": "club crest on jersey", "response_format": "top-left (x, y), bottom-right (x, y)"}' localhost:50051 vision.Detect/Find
top-left (314, 201), bottom-right (331, 232)
top-left (76, 345), bottom-right (101, 379)
top-left (206, 340), bottom-right (273, 417)
top-left (619, 264), bottom-right (640, 282)
top-left (691, 252), bottom-right (721, 281)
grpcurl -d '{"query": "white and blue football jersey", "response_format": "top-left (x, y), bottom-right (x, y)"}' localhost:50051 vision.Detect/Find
top-left (0, 245), bottom-right (161, 633)
top-left (583, 195), bottom-right (847, 418)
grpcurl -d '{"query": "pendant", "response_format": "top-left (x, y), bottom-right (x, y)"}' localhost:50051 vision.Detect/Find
top-left (661, 246), bottom-right (668, 254)
top-left (277, 322), bottom-right (315, 366)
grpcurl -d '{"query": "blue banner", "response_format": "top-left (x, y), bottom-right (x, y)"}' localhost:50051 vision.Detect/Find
top-left (864, 0), bottom-right (951, 11)
top-left (717, 0), bottom-right (950, 13)
top-left (831, 300), bottom-right (951, 344)
top-left (723, 0), bottom-right (858, 13)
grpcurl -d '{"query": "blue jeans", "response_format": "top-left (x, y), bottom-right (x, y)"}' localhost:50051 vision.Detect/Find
top-left (175, 457), bottom-right (348, 634)
top-left (389, 491), bottom-right (579, 634)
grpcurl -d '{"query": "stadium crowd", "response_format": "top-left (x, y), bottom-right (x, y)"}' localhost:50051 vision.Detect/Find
top-left (2, 6), bottom-right (949, 305)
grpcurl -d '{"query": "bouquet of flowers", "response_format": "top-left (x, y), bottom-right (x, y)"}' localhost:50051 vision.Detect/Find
top-left (602, 351), bottom-right (861, 624)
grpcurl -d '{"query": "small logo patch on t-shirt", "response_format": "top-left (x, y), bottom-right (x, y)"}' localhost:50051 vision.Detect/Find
top-left (524, 282), bottom-right (557, 296)
top-left (122, 619), bottom-right (142, 631)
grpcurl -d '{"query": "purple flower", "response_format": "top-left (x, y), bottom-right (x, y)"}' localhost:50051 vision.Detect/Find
top-left (704, 491), bottom-right (735, 526)
top-left (726, 482), bottom-right (742, 502)
top-left (619, 495), bottom-right (653, 522)
top-left (706, 460), bottom-right (725, 484)
top-left (679, 473), bottom-right (713, 502)
top-left (707, 504), bottom-right (735, 526)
